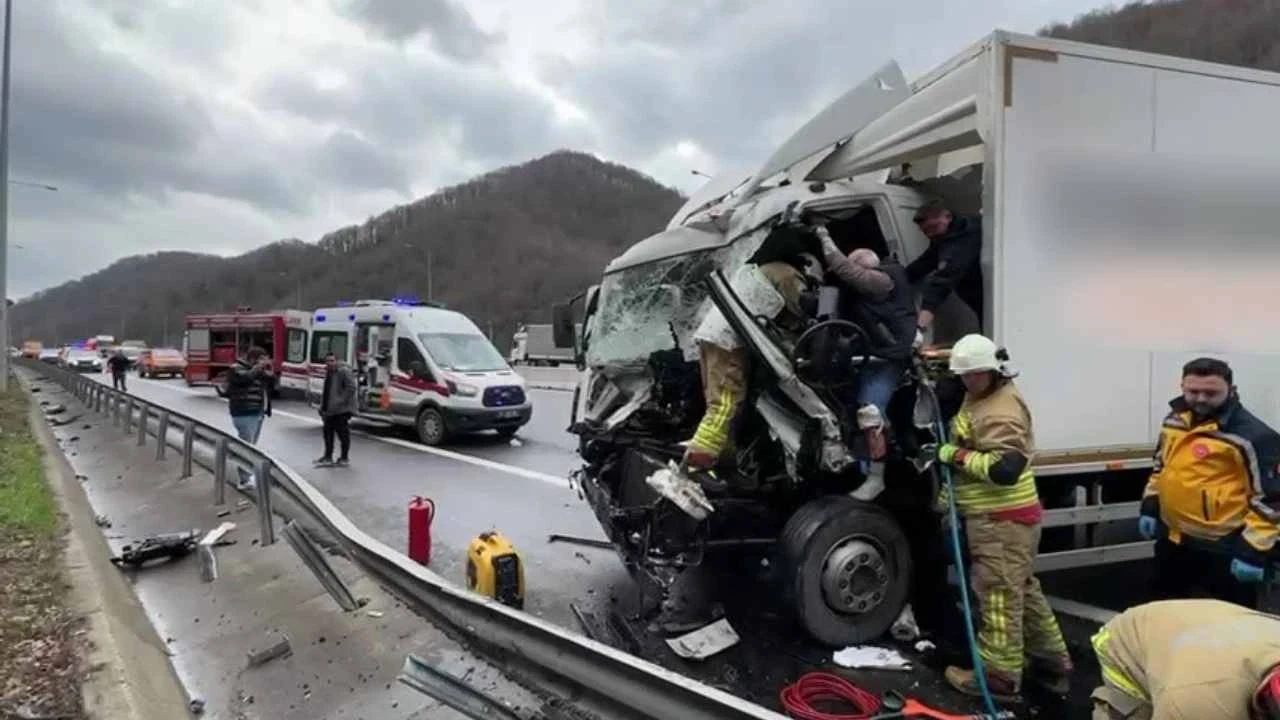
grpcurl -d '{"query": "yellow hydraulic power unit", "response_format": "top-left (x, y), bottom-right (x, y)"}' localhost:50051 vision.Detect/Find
top-left (465, 531), bottom-right (524, 610)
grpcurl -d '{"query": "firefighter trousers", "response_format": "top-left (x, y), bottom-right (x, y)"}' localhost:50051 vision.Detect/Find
top-left (966, 516), bottom-right (1070, 680)
top-left (689, 342), bottom-right (747, 459)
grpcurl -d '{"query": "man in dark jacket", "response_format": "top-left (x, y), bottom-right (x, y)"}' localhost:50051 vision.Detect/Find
top-left (908, 205), bottom-right (984, 335)
top-left (107, 349), bottom-right (129, 391)
top-left (315, 352), bottom-right (358, 467)
top-left (224, 346), bottom-right (275, 489)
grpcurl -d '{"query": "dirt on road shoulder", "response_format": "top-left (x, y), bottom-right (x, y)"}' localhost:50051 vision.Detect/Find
top-left (0, 383), bottom-right (86, 720)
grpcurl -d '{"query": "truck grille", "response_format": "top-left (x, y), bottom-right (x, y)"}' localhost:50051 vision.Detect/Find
top-left (482, 386), bottom-right (525, 408)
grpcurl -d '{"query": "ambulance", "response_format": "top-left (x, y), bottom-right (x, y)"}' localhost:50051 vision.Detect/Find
top-left (307, 298), bottom-right (531, 445)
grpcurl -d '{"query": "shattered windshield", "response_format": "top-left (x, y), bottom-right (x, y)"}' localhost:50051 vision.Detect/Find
top-left (587, 234), bottom-right (767, 367)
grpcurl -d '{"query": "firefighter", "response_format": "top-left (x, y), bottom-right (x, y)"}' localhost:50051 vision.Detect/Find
top-left (683, 223), bottom-right (820, 491)
top-left (931, 333), bottom-right (1071, 700)
top-left (1091, 599), bottom-right (1280, 719)
top-left (1140, 357), bottom-right (1280, 607)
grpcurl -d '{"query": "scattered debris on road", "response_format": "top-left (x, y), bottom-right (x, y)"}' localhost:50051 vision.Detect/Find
top-left (93, 514), bottom-right (111, 528)
top-left (546, 533), bottom-right (612, 550)
top-left (831, 645), bottom-right (914, 671)
top-left (665, 618), bottom-right (740, 660)
top-left (197, 522), bottom-right (237, 582)
top-left (110, 529), bottom-right (201, 569)
top-left (246, 635), bottom-right (292, 668)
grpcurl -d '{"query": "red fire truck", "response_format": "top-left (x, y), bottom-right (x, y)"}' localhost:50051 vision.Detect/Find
top-left (182, 307), bottom-right (311, 397)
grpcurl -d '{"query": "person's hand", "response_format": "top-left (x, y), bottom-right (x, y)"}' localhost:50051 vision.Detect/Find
top-left (937, 443), bottom-right (963, 465)
top-left (913, 328), bottom-right (925, 350)
top-left (1138, 515), bottom-right (1157, 540)
top-left (1231, 558), bottom-right (1265, 584)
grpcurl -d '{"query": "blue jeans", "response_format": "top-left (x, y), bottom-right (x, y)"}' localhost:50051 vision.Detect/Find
top-left (857, 360), bottom-right (904, 415)
top-left (230, 413), bottom-right (263, 486)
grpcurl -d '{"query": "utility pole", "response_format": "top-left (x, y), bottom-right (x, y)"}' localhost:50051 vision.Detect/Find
top-left (296, 277), bottom-right (302, 309)
top-left (426, 246), bottom-right (433, 302)
top-left (0, 0), bottom-right (13, 390)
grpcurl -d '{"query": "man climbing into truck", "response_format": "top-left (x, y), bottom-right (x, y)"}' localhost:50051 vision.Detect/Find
top-left (929, 333), bottom-right (1071, 700)
top-left (1139, 357), bottom-right (1280, 607)
top-left (908, 203), bottom-right (984, 336)
top-left (681, 222), bottom-right (822, 493)
top-left (1090, 598), bottom-right (1280, 719)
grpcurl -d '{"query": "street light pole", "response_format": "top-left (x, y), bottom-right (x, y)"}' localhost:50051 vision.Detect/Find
top-left (426, 246), bottom-right (433, 302)
top-left (0, 0), bottom-right (13, 391)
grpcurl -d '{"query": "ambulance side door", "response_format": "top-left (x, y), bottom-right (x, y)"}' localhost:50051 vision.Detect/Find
top-left (392, 334), bottom-right (437, 420)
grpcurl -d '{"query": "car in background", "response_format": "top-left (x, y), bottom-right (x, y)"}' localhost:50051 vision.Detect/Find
top-left (118, 345), bottom-right (143, 369)
top-left (38, 348), bottom-right (60, 364)
top-left (61, 348), bottom-right (103, 373)
top-left (138, 348), bottom-right (186, 378)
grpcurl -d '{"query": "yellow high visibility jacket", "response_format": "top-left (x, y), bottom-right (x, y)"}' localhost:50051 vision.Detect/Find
top-left (1091, 599), bottom-right (1280, 719)
top-left (1141, 396), bottom-right (1280, 563)
top-left (942, 379), bottom-right (1041, 516)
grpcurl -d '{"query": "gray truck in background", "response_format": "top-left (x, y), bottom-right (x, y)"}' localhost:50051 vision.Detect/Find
top-left (509, 323), bottom-right (575, 366)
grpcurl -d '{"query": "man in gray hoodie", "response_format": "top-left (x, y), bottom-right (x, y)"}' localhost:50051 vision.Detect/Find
top-left (315, 351), bottom-right (358, 467)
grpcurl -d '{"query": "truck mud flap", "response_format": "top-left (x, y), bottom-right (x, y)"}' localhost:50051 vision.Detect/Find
top-left (705, 270), bottom-right (852, 475)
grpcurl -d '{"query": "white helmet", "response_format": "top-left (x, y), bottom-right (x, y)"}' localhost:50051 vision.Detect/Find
top-left (949, 333), bottom-right (1004, 374)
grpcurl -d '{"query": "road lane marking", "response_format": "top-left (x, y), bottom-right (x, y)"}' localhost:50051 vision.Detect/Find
top-left (91, 376), bottom-right (573, 488)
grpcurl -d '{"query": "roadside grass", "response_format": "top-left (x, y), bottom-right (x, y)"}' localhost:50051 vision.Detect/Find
top-left (0, 381), bottom-right (86, 719)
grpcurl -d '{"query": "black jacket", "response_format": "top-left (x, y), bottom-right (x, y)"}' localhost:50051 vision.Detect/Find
top-left (107, 354), bottom-right (129, 374)
top-left (225, 360), bottom-right (275, 417)
top-left (839, 260), bottom-right (917, 361)
top-left (906, 214), bottom-right (984, 326)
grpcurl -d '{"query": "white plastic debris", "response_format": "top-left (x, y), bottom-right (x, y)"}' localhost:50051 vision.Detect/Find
top-left (665, 618), bottom-right (740, 660)
top-left (832, 645), bottom-right (913, 671)
top-left (914, 639), bottom-right (937, 653)
top-left (508, 438), bottom-right (523, 447)
top-left (645, 461), bottom-right (715, 520)
top-left (890, 604), bottom-right (920, 642)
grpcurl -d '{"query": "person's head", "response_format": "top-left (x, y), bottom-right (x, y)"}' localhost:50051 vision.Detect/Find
top-left (913, 204), bottom-right (953, 240)
top-left (324, 352), bottom-right (337, 369)
top-left (244, 346), bottom-right (267, 365)
top-left (949, 333), bottom-right (1008, 396)
top-left (848, 248), bottom-right (880, 269)
top-left (1181, 357), bottom-right (1234, 417)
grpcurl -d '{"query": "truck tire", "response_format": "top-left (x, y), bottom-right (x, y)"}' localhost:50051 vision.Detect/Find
top-left (778, 495), bottom-right (912, 647)
top-left (415, 406), bottom-right (448, 446)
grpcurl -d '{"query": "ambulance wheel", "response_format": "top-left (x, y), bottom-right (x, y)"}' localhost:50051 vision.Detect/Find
top-left (779, 495), bottom-right (912, 647)
top-left (415, 406), bottom-right (449, 446)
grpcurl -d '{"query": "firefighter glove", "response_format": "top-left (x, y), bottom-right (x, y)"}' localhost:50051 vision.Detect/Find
top-left (1138, 515), bottom-right (1157, 540)
top-left (1232, 558), bottom-right (1265, 584)
top-left (937, 443), bottom-right (965, 465)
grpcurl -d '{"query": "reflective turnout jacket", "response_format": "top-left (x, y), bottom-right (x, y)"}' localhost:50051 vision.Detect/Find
top-left (1141, 396), bottom-right (1280, 563)
top-left (1091, 599), bottom-right (1280, 719)
top-left (943, 380), bottom-right (1041, 517)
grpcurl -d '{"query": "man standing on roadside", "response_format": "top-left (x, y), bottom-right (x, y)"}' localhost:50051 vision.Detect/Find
top-left (315, 351), bottom-right (357, 467)
top-left (1139, 357), bottom-right (1280, 607)
top-left (224, 346), bottom-right (275, 489)
top-left (107, 349), bottom-right (129, 391)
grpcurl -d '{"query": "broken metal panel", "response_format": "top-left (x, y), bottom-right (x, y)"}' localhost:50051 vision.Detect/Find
top-left (705, 270), bottom-right (853, 474)
top-left (281, 520), bottom-right (359, 612)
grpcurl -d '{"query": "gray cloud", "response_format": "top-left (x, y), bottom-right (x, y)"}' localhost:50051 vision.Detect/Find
top-left (336, 0), bottom-right (503, 61)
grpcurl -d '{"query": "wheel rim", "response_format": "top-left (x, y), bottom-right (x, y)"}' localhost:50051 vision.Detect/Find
top-left (819, 536), bottom-right (891, 616)
top-left (420, 412), bottom-right (442, 441)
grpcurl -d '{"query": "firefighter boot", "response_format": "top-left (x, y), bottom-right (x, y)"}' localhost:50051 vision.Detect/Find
top-left (943, 666), bottom-right (1022, 703)
top-left (1025, 652), bottom-right (1073, 696)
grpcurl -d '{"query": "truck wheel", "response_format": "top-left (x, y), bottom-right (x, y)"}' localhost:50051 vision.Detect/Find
top-left (778, 496), bottom-right (912, 647)
top-left (416, 407), bottom-right (448, 446)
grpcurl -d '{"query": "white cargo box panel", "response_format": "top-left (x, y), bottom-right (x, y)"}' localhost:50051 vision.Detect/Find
top-left (810, 31), bottom-right (1280, 456)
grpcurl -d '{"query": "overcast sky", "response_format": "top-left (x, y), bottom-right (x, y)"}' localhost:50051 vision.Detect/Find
top-left (8, 0), bottom-right (1104, 297)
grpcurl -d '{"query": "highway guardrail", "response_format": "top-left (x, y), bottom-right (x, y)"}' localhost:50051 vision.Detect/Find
top-left (17, 358), bottom-right (788, 720)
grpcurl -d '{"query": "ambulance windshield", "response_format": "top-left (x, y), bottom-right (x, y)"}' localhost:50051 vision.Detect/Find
top-left (419, 332), bottom-right (507, 372)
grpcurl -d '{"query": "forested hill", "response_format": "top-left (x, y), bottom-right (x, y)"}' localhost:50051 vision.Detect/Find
top-left (10, 150), bottom-right (684, 350)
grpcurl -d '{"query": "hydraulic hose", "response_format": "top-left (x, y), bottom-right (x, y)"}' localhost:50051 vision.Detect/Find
top-left (778, 671), bottom-right (881, 719)
top-left (925, 383), bottom-right (1002, 718)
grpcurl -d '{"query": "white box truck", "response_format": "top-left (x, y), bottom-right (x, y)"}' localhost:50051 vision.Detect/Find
top-left (554, 30), bottom-right (1280, 644)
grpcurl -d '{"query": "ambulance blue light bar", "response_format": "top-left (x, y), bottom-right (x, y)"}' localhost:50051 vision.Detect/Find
top-left (315, 314), bottom-right (326, 322)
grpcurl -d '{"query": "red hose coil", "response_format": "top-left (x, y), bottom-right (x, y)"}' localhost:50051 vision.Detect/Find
top-left (778, 671), bottom-right (882, 720)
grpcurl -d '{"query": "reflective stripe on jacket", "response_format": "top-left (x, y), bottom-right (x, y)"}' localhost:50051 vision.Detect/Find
top-left (941, 379), bottom-right (1040, 515)
top-left (1141, 396), bottom-right (1280, 563)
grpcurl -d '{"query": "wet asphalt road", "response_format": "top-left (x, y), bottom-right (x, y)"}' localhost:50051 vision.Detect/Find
top-left (87, 371), bottom-right (632, 635)
top-left (84, 370), bottom-right (1149, 717)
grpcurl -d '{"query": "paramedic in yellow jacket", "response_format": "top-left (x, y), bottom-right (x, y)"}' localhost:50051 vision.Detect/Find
top-left (931, 334), bottom-right (1071, 700)
top-left (1090, 599), bottom-right (1280, 720)
top-left (1140, 357), bottom-right (1280, 608)
top-left (683, 224), bottom-right (820, 492)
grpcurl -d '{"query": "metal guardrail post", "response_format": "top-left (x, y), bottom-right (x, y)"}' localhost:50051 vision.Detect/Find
top-left (281, 520), bottom-right (358, 611)
top-left (155, 411), bottom-right (169, 460)
top-left (94, 386), bottom-right (103, 413)
top-left (213, 437), bottom-right (228, 506)
top-left (111, 394), bottom-right (120, 425)
top-left (255, 458), bottom-right (275, 546)
top-left (180, 422), bottom-right (195, 479)
top-left (123, 397), bottom-right (134, 434)
top-left (136, 405), bottom-right (147, 447)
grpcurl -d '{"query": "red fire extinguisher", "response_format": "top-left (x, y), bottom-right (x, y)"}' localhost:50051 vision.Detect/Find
top-left (408, 496), bottom-right (435, 565)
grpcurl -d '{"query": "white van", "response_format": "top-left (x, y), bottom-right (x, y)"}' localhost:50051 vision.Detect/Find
top-left (307, 299), bottom-right (531, 445)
